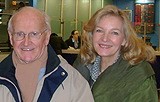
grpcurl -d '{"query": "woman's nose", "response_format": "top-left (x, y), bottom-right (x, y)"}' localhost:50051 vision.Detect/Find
top-left (101, 33), bottom-right (110, 42)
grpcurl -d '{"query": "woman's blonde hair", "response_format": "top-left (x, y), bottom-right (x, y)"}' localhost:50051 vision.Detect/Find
top-left (80, 5), bottom-right (156, 65)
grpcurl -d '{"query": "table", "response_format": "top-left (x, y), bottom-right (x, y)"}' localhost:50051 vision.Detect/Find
top-left (0, 52), bottom-right (10, 62)
top-left (155, 51), bottom-right (160, 56)
top-left (62, 49), bottom-right (80, 54)
top-left (62, 49), bottom-right (80, 65)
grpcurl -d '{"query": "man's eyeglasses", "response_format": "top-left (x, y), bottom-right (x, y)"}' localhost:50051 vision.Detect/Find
top-left (12, 29), bottom-right (48, 41)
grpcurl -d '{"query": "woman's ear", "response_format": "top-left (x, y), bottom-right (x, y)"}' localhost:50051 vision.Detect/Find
top-left (121, 39), bottom-right (126, 46)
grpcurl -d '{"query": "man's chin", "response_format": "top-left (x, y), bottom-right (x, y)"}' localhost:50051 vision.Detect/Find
top-left (20, 58), bottom-right (35, 64)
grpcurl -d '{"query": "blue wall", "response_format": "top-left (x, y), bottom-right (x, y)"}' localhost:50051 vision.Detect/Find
top-left (113, 0), bottom-right (134, 21)
top-left (113, 0), bottom-right (159, 48)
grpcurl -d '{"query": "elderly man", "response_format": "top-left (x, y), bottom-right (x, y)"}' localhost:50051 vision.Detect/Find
top-left (0, 6), bottom-right (94, 102)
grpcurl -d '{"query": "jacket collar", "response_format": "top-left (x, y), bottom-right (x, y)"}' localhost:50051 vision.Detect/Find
top-left (45, 44), bottom-right (60, 74)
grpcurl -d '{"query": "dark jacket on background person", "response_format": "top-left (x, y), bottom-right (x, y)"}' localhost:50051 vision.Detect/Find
top-left (65, 36), bottom-right (81, 49)
top-left (49, 33), bottom-right (69, 54)
top-left (0, 46), bottom-right (94, 102)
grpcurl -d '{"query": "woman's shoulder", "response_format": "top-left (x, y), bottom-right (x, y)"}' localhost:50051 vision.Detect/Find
top-left (121, 60), bottom-right (155, 84)
top-left (73, 55), bottom-right (90, 81)
top-left (132, 61), bottom-right (154, 76)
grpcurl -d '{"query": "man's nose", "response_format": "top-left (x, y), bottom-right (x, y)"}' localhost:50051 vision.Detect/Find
top-left (23, 35), bottom-right (30, 46)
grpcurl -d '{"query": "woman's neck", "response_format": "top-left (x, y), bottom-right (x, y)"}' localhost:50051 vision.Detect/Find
top-left (100, 54), bottom-right (120, 72)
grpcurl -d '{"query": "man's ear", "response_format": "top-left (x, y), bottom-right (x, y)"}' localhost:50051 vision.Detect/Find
top-left (8, 31), bottom-right (13, 46)
top-left (45, 31), bottom-right (51, 45)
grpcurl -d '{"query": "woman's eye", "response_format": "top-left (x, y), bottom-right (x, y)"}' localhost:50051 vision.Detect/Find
top-left (112, 31), bottom-right (119, 35)
top-left (95, 29), bottom-right (103, 33)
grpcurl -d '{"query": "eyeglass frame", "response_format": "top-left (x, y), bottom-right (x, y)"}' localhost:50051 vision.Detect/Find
top-left (11, 28), bottom-right (48, 41)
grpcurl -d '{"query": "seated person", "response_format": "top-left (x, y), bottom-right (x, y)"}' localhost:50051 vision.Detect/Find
top-left (49, 33), bottom-right (68, 54)
top-left (65, 30), bottom-right (81, 49)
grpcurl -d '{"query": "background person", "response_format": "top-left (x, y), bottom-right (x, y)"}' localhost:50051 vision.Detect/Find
top-left (49, 33), bottom-right (69, 54)
top-left (17, 1), bottom-right (25, 10)
top-left (65, 30), bottom-right (81, 49)
top-left (0, 6), bottom-right (94, 102)
top-left (73, 5), bottom-right (158, 102)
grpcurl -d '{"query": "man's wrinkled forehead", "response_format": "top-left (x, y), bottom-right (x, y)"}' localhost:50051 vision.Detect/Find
top-left (12, 7), bottom-right (45, 28)
top-left (15, 7), bottom-right (43, 21)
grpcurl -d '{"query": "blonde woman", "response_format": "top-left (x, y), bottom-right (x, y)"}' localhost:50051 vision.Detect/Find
top-left (73, 5), bottom-right (158, 102)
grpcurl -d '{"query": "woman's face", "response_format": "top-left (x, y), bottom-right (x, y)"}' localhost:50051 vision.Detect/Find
top-left (92, 15), bottom-right (126, 58)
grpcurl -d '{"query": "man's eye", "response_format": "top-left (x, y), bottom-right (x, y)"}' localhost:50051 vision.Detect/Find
top-left (30, 32), bottom-right (39, 36)
top-left (16, 32), bottom-right (24, 36)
